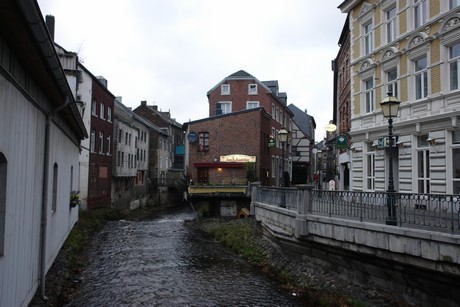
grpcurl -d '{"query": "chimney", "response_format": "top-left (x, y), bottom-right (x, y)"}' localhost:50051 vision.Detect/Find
top-left (141, 100), bottom-right (147, 106)
top-left (45, 15), bottom-right (55, 41)
top-left (96, 76), bottom-right (108, 88)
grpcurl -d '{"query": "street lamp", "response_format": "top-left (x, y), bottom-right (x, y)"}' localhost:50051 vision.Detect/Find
top-left (278, 127), bottom-right (288, 208)
top-left (380, 92), bottom-right (401, 226)
top-left (278, 127), bottom-right (289, 187)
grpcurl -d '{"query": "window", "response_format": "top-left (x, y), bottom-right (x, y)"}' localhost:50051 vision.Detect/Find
top-left (198, 132), bottom-right (209, 152)
top-left (247, 101), bottom-right (259, 109)
top-left (221, 84), bottom-right (230, 95)
top-left (414, 56), bottom-right (428, 100)
top-left (363, 22), bottom-right (373, 54)
top-left (90, 129), bottom-right (96, 153)
top-left (452, 131), bottom-right (460, 194)
top-left (52, 163), bottom-right (58, 213)
top-left (107, 106), bottom-right (112, 122)
top-left (100, 103), bottom-right (105, 120)
top-left (386, 6), bottom-right (397, 43)
top-left (107, 134), bottom-right (111, 155)
top-left (0, 153), bottom-right (6, 256)
top-left (248, 84), bottom-right (258, 95)
top-left (364, 79), bottom-right (374, 113)
top-left (216, 102), bottom-right (231, 115)
top-left (125, 132), bottom-right (128, 145)
top-left (271, 156), bottom-right (276, 178)
top-left (367, 153), bottom-right (375, 191)
top-left (272, 104), bottom-right (276, 118)
top-left (450, 0), bottom-right (460, 9)
top-left (417, 135), bottom-right (430, 193)
top-left (387, 68), bottom-right (398, 97)
top-left (91, 99), bottom-right (97, 116)
top-left (117, 151), bottom-right (121, 166)
top-left (414, 0), bottom-right (426, 29)
top-left (449, 43), bottom-right (460, 91)
top-left (99, 131), bottom-right (104, 154)
top-left (118, 129), bottom-right (122, 143)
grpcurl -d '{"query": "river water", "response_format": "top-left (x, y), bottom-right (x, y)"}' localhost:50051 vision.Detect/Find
top-left (69, 208), bottom-right (305, 306)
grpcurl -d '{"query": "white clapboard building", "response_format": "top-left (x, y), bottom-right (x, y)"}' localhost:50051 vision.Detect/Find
top-left (0, 0), bottom-right (87, 306)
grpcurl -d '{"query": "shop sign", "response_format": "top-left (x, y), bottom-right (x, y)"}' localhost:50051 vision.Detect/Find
top-left (336, 134), bottom-right (348, 149)
top-left (220, 154), bottom-right (256, 163)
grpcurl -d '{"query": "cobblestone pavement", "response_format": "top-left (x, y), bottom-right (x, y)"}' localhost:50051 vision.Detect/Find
top-left (66, 210), bottom-right (306, 306)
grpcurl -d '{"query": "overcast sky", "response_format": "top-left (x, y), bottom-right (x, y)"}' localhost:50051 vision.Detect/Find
top-left (37, 0), bottom-right (346, 141)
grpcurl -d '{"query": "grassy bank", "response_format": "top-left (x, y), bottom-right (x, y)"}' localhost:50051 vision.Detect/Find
top-left (191, 217), bottom-right (365, 307)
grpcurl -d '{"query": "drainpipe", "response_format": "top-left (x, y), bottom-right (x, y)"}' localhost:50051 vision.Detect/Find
top-left (39, 98), bottom-right (70, 301)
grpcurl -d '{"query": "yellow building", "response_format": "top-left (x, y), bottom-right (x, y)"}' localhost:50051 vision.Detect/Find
top-left (339, 0), bottom-right (460, 194)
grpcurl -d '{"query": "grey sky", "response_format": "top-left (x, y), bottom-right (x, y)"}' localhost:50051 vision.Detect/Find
top-left (38, 0), bottom-right (346, 141)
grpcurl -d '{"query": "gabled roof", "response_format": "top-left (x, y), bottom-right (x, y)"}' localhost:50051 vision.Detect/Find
top-left (115, 99), bottom-right (167, 135)
top-left (207, 70), bottom-right (272, 96)
top-left (288, 104), bottom-right (316, 139)
top-left (227, 70), bottom-right (254, 78)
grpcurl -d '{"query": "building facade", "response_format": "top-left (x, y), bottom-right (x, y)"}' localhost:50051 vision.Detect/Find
top-left (0, 1), bottom-right (86, 305)
top-left (185, 70), bottom-right (294, 187)
top-left (333, 14), bottom-right (352, 191)
top-left (339, 0), bottom-right (460, 194)
top-left (287, 104), bottom-right (316, 184)
top-left (112, 99), bottom-right (151, 208)
top-left (134, 101), bottom-right (183, 188)
top-left (88, 77), bottom-right (114, 208)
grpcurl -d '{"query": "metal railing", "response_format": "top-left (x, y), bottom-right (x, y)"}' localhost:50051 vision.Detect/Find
top-left (254, 186), bottom-right (460, 234)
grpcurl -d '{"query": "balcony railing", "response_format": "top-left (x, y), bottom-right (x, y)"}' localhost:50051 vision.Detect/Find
top-left (253, 187), bottom-right (460, 234)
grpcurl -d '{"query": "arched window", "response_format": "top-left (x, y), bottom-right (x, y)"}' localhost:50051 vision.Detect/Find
top-left (0, 153), bottom-right (7, 256)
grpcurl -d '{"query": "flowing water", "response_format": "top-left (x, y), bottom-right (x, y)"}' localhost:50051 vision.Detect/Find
top-left (69, 208), bottom-right (305, 306)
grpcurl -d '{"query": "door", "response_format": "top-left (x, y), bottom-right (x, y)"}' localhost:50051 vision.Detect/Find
top-left (197, 168), bottom-right (209, 184)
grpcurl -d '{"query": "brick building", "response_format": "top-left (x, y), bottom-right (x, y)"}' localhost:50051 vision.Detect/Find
top-left (184, 70), bottom-right (294, 187)
top-left (88, 77), bottom-right (114, 209)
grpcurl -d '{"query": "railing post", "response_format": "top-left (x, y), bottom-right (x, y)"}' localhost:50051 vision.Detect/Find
top-left (294, 184), bottom-right (314, 238)
top-left (250, 182), bottom-right (261, 215)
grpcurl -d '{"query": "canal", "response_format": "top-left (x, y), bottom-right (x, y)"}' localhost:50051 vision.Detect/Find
top-left (69, 208), bottom-right (305, 306)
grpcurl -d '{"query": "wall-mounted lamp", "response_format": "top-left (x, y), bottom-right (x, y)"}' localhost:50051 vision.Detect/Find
top-left (426, 134), bottom-right (436, 146)
top-left (372, 139), bottom-right (379, 148)
top-left (397, 141), bottom-right (404, 149)
top-left (217, 167), bottom-right (223, 173)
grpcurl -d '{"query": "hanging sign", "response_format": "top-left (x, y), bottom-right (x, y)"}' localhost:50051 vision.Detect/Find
top-left (187, 132), bottom-right (197, 142)
top-left (268, 137), bottom-right (275, 148)
top-left (336, 134), bottom-right (348, 149)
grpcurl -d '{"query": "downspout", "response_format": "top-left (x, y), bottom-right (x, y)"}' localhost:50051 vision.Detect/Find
top-left (39, 98), bottom-right (70, 301)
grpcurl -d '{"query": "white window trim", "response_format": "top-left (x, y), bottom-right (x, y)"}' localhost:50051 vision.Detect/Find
top-left (384, 67), bottom-right (399, 98)
top-left (363, 78), bottom-right (375, 113)
top-left (413, 55), bottom-right (429, 101)
top-left (384, 5), bottom-right (397, 44)
top-left (246, 101), bottom-right (259, 109)
top-left (216, 101), bottom-right (232, 114)
top-left (362, 20), bottom-right (374, 55)
top-left (221, 84), bottom-right (230, 95)
top-left (248, 84), bottom-right (258, 95)
top-left (413, 0), bottom-right (427, 30)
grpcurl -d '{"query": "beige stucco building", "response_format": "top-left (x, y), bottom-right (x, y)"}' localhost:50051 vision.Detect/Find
top-left (339, 0), bottom-right (460, 194)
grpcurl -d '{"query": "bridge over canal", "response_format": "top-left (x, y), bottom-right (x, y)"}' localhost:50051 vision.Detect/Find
top-left (250, 183), bottom-right (460, 306)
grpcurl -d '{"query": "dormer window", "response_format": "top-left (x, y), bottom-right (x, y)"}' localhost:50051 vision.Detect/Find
top-left (248, 84), bottom-right (258, 95)
top-left (221, 84), bottom-right (230, 95)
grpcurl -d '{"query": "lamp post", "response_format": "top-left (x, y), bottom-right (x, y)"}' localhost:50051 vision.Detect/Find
top-left (380, 92), bottom-right (401, 226)
top-left (278, 127), bottom-right (288, 208)
top-left (278, 127), bottom-right (289, 186)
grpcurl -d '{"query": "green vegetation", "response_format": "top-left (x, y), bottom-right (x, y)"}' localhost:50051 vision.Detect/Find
top-left (197, 218), bottom-right (365, 307)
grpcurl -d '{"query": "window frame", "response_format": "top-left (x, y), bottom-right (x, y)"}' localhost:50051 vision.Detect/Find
top-left (416, 135), bottom-right (430, 193)
top-left (216, 101), bottom-right (232, 115)
top-left (248, 83), bottom-right (258, 95)
top-left (386, 67), bottom-right (399, 98)
top-left (414, 55), bottom-right (429, 100)
top-left (198, 132), bottom-right (209, 152)
top-left (413, 0), bottom-right (427, 29)
top-left (449, 43), bottom-right (460, 91)
top-left (91, 99), bottom-right (97, 116)
top-left (364, 78), bottom-right (375, 113)
top-left (363, 21), bottom-right (373, 55)
top-left (90, 129), bottom-right (96, 153)
top-left (452, 130), bottom-right (460, 194)
top-left (221, 84), bottom-right (230, 95)
top-left (99, 131), bottom-right (104, 154)
top-left (100, 102), bottom-right (105, 120)
top-left (246, 101), bottom-right (259, 109)
top-left (385, 6), bottom-right (397, 43)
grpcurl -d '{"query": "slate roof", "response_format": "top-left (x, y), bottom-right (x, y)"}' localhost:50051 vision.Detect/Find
top-left (227, 70), bottom-right (254, 78)
top-left (288, 103), bottom-right (316, 139)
